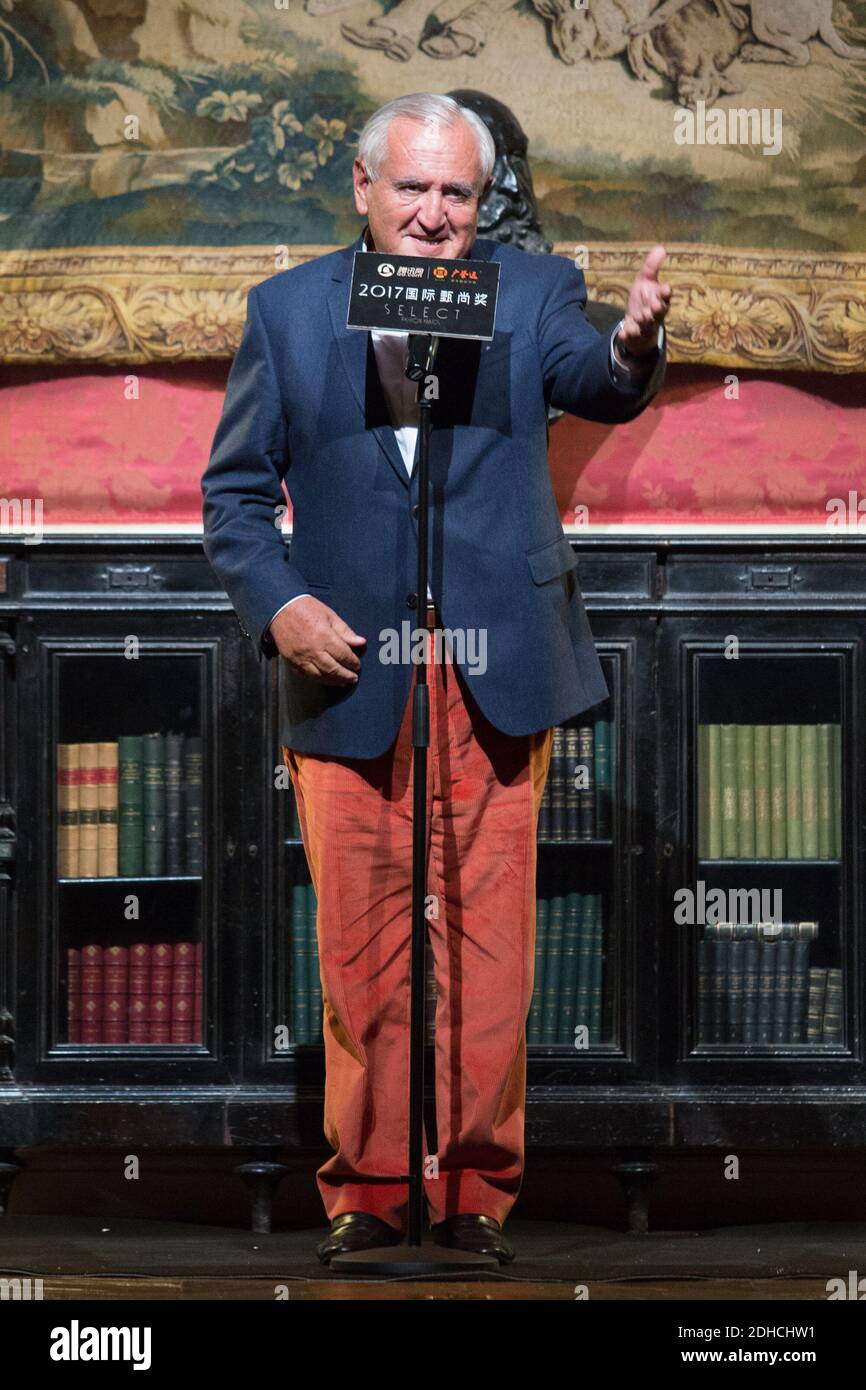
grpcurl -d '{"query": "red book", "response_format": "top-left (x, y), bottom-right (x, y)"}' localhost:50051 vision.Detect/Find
top-left (103, 994), bottom-right (128, 1043)
top-left (103, 944), bottom-right (129, 985)
top-left (151, 942), bottom-right (173, 996)
top-left (80, 942), bottom-right (103, 994)
top-left (81, 990), bottom-right (102, 1043)
top-left (149, 994), bottom-right (170, 1043)
top-left (173, 941), bottom-right (195, 995)
top-left (170, 994), bottom-right (194, 1043)
top-left (130, 942), bottom-right (151, 995)
top-left (194, 941), bottom-right (204, 1041)
top-left (80, 944), bottom-right (103, 1041)
top-left (102, 944), bottom-right (129, 1043)
top-left (128, 994), bottom-right (149, 1042)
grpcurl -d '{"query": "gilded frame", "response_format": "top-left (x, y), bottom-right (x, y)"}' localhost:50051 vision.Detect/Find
top-left (1, 243), bottom-right (864, 371)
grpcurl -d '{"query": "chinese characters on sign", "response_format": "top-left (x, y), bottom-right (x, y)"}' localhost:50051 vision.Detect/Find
top-left (347, 251), bottom-right (500, 339)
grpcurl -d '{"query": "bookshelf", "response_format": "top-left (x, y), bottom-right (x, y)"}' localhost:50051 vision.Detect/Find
top-left (1, 533), bottom-right (865, 1228)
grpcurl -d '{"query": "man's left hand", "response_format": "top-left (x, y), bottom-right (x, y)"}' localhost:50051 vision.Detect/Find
top-left (618, 245), bottom-right (672, 357)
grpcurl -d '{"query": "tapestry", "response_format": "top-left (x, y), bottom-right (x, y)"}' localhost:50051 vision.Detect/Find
top-left (1, 0), bottom-right (864, 368)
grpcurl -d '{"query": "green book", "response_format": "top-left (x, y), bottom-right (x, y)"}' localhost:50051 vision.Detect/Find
top-left (727, 939), bottom-right (745, 1043)
top-left (706, 723), bottom-right (722, 860)
top-left (785, 725), bottom-right (803, 859)
top-left (789, 939), bottom-right (810, 1043)
top-left (541, 882), bottom-right (564, 1044)
top-left (756, 940), bottom-right (776, 1045)
top-left (753, 725), bottom-right (771, 859)
top-left (769, 724), bottom-right (787, 859)
top-left (742, 938), bottom-right (759, 1045)
top-left (698, 724), bottom-right (708, 857)
top-left (118, 734), bottom-right (144, 877)
top-left (165, 732), bottom-right (184, 876)
top-left (565, 726), bottom-right (579, 840)
top-left (183, 735), bottom-right (203, 876)
top-left (594, 720), bottom-right (612, 840)
top-left (697, 938), bottom-right (711, 1044)
top-left (574, 894), bottom-right (594, 1046)
top-left (736, 724), bottom-right (755, 858)
top-left (816, 724), bottom-right (833, 860)
top-left (576, 725), bottom-right (595, 841)
top-left (720, 724), bottom-right (739, 858)
top-left (549, 727), bottom-right (566, 842)
top-left (558, 892), bottom-right (581, 1043)
top-left (529, 897), bottom-right (548, 1045)
top-left (771, 940), bottom-right (794, 1044)
top-left (589, 896), bottom-right (604, 1045)
top-left (142, 732), bottom-right (165, 876)
top-left (711, 939), bottom-right (728, 1043)
top-left (800, 724), bottom-right (818, 859)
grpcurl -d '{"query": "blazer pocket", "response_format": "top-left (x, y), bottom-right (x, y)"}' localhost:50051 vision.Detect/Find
top-left (526, 535), bottom-right (580, 585)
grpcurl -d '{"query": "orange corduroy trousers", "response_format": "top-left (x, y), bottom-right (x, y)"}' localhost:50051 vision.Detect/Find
top-left (281, 603), bottom-right (553, 1231)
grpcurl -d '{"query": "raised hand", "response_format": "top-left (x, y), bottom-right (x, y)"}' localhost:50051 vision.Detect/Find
top-left (618, 245), bottom-right (672, 358)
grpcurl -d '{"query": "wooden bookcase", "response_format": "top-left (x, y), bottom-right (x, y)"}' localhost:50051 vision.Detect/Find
top-left (0, 533), bottom-right (864, 1228)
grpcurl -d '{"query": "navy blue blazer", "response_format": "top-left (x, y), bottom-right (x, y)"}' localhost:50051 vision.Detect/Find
top-left (201, 230), bottom-right (665, 757)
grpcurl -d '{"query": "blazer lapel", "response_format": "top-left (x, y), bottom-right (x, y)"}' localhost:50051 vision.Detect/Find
top-left (328, 231), bottom-right (409, 489)
top-left (327, 230), bottom-right (496, 490)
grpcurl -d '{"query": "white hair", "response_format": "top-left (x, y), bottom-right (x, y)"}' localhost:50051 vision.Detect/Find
top-left (357, 93), bottom-right (496, 193)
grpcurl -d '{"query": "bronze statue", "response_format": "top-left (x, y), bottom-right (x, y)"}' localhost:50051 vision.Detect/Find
top-left (448, 88), bottom-right (625, 416)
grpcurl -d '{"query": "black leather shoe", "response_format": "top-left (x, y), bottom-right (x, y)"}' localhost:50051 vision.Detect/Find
top-left (430, 1214), bottom-right (514, 1263)
top-left (316, 1212), bottom-right (403, 1264)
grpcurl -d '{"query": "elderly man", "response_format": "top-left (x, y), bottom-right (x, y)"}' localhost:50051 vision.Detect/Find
top-left (201, 92), bottom-right (670, 1265)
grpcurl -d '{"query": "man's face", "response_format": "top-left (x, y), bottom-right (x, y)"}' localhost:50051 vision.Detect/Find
top-left (352, 114), bottom-right (491, 260)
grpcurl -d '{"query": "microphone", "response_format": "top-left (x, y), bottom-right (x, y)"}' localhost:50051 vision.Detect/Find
top-left (405, 332), bottom-right (439, 382)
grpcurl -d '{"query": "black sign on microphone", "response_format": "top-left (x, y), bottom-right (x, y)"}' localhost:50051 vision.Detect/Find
top-left (347, 250), bottom-right (499, 340)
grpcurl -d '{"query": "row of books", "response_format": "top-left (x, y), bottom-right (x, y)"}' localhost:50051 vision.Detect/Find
top-left (697, 723), bottom-right (842, 861)
top-left (284, 724), bottom-right (617, 849)
top-left (57, 735), bottom-right (203, 879)
top-left (529, 892), bottom-right (605, 1045)
top-left (701, 920), bottom-right (818, 940)
top-left (696, 929), bottom-right (842, 1044)
top-left (538, 721), bottom-right (615, 842)
top-left (66, 942), bottom-right (202, 1044)
top-left (288, 883), bottom-right (606, 1050)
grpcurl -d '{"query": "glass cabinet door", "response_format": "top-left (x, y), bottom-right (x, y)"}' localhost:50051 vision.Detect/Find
top-left (661, 624), bottom-right (860, 1080)
top-left (530, 650), bottom-right (620, 1053)
top-left (526, 623), bottom-right (657, 1078)
top-left (54, 651), bottom-right (204, 1050)
top-left (15, 614), bottom-right (239, 1082)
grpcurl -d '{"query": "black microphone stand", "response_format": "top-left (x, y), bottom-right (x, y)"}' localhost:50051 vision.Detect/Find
top-left (330, 331), bottom-right (496, 1275)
